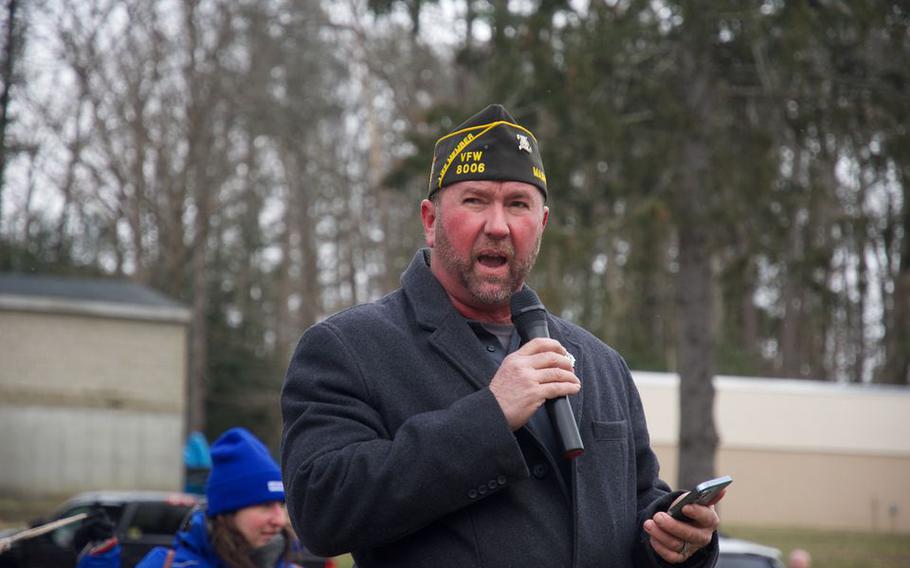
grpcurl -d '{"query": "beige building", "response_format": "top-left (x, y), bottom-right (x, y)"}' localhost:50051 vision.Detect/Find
top-left (634, 371), bottom-right (910, 534)
top-left (0, 273), bottom-right (190, 498)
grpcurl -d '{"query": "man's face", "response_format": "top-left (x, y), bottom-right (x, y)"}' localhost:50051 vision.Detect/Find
top-left (421, 180), bottom-right (548, 312)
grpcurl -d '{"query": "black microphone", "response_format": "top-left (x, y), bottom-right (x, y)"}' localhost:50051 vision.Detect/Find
top-left (510, 288), bottom-right (585, 460)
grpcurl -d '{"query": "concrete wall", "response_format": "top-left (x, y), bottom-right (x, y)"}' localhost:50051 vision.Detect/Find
top-left (0, 306), bottom-right (188, 496)
top-left (634, 372), bottom-right (910, 534)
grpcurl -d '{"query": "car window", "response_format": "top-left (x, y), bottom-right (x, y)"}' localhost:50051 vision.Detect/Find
top-left (124, 502), bottom-right (194, 540)
top-left (51, 504), bottom-right (124, 549)
top-left (718, 554), bottom-right (783, 568)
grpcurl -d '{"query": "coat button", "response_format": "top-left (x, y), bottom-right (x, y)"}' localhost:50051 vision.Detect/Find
top-left (478, 484), bottom-right (488, 495)
top-left (468, 489), bottom-right (478, 499)
top-left (497, 475), bottom-right (507, 486)
top-left (532, 463), bottom-right (549, 479)
top-left (486, 345), bottom-right (496, 352)
top-left (488, 480), bottom-right (498, 490)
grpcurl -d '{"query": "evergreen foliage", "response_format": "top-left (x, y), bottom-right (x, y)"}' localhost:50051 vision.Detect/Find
top-left (0, 0), bottom-right (907, 450)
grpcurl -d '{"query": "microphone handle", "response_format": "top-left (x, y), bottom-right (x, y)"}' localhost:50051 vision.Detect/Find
top-left (523, 324), bottom-right (585, 459)
top-left (546, 397), bottom-right (584, 459)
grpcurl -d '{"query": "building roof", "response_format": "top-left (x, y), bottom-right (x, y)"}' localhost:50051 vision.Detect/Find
top-left (0, 272), bottom-right (191, 323)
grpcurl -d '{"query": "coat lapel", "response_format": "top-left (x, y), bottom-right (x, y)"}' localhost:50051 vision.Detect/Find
top-left (429, 314), bottom-right (499, 390)
top-left (402, 249), bottom-right (499, 390)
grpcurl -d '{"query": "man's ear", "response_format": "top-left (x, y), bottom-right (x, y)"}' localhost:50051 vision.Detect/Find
top-left (542, 205), bottom-right (549, 230)
top-left (420, 199), bottom-right (437, 247)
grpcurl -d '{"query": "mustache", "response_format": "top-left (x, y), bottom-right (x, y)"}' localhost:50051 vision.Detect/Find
top-left (474, 241), bottom-right (514, 258)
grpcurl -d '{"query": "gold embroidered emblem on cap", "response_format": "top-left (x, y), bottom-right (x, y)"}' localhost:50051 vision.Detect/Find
top-left (455, 151), bottom-right (485, 175)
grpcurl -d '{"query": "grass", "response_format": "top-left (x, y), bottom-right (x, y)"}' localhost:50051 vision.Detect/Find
top-left (724, 525), bottom-right (910, 568)
top-left (329, 526), bottom-right (910, 568)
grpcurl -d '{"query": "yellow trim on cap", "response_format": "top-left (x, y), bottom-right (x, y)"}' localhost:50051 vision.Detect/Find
top-left (435, 123), bottom-right (490, 189)
top-left (434, 120), bottom-right (538, 146)
top-left (435, 120), bottom-right (538, 190)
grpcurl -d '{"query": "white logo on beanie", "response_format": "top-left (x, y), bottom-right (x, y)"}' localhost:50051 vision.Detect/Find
top-left (268, 481), bottom-right (284, 493)
top-left (517, 134), bottom-right (532, 153)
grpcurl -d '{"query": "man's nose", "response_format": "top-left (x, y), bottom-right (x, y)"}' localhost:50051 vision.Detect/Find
top-left (484, 204), bottom-right (510, 239)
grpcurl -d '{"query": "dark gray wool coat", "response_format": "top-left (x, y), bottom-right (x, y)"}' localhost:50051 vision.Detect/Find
top-left (281, 250), bottom-right (718, 568)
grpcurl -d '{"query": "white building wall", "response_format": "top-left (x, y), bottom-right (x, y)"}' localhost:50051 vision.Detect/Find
top-left (633, 372), bottom-right (910, 533)
top-left (0, 309), bottom-right (186, 408)
top-left (0, 298), bottom-right (188, 497)
top-left (0, 407), bottom-right (182, 494)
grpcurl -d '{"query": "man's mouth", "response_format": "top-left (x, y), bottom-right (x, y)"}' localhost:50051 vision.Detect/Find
top-left (476, 252), bottom-right (509, 268)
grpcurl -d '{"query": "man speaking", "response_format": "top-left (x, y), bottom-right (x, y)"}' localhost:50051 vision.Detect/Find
top-left (281, 104), bottom-right (721, 567)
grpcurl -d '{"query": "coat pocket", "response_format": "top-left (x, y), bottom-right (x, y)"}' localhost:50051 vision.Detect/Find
top-left (591, 419), bottom-right (628, 441)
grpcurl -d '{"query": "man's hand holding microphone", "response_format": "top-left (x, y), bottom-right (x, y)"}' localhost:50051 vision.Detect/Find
top-left (489, 336), bottom-right (580, 432)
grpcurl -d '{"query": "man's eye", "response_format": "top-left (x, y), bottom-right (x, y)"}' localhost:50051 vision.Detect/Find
top-left (510, 201), bottom-right (530, 209)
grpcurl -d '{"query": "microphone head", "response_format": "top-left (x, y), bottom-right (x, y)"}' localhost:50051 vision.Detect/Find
top-left (510, 287), bottom-right (543, 316)
top-left (510, 288), bottom-right (547, 329)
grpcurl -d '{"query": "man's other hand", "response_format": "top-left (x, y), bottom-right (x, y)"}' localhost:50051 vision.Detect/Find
top-left (643, 489), bottom-right (725, 564)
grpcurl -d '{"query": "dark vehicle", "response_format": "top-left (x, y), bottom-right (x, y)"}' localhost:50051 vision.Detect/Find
top-left (0, 491), bottom-right (199, 568)
top-left (718, 536), bottom-right (786, 568)
top-left (0, 491), bottom-right (332, 568)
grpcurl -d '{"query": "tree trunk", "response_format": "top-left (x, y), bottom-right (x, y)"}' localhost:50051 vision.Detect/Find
top-left (675, 23), bottom-right (719, 489)
top-left (676, 167), bottom-right (719, 489)
top-left (881, 164), bottom-right (910, 385)
top-left (779, 230), bottom-right (804, 377)
top-left (189, 214), bottom-right (209, 433)
top-left (0, 0), bottom-right (21, 234)
top-left (184, 0), bottom-right (206, 433)
top-left (741, 259), bottom-right (761, 367)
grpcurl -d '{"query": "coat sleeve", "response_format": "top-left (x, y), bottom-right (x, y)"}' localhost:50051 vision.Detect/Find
top-left (621, 361), bottom-right (720, 568)
top-left (280, 321), bottom-right (529, 557)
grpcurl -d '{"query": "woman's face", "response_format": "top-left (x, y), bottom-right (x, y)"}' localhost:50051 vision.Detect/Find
top-left (233, 501), bottom-right (288, 548)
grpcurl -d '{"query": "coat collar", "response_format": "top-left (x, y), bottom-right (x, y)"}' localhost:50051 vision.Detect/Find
top-left (174, 510), bottom-right (222, 564)
top-left (402, 249), bottom-right (499, 390)
top-left (400, 249), bottom-right (458, 332)
top-left (400, 249), bottom-right (585, 420)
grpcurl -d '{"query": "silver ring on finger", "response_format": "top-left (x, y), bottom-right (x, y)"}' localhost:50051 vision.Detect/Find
top-left (678, 540), bottom-right (690, 556)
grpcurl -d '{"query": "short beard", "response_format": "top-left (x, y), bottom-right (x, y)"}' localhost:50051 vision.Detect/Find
top-left (433, 219), bottom-right (541, 306)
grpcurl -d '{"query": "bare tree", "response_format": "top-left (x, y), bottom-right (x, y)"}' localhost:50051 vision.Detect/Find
top-left (0, 0), bottom-right (24, 233)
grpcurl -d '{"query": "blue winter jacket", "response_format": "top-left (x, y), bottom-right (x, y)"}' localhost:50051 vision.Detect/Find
top-left (76, 543), bottom-right (120, 568)
top-left (77, 511), bottom-right (292, 568)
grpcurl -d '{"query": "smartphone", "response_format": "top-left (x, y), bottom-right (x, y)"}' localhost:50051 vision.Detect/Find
top-left (668, 475), bottom-right (732, 521)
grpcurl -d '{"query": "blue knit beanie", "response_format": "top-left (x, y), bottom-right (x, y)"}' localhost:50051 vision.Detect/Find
top-left (205, 427), bottom-right (285, 516)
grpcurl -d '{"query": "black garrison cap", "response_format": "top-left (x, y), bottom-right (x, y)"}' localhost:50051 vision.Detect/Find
top-left (428, 104), bottom-right (547, 200)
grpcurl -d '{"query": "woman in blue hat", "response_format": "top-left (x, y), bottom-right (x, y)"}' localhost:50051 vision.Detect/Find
top-left (77, 427), bottom-right (299, 568)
